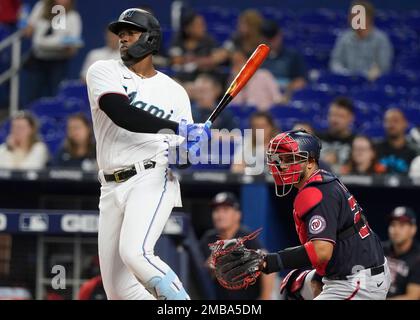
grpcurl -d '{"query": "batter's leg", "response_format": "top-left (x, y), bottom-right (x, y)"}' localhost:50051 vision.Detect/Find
top-left (118, 168), bottom-right (189, 300)
top-left (98, 184), bottom-right (155, 300)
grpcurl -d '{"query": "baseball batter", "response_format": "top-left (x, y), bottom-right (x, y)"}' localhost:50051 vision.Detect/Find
top-left (86, 8), bottom-right (209, 300)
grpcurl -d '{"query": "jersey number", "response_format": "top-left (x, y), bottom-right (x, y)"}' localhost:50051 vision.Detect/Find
top-left (348, 195), bottom-right (370, 239)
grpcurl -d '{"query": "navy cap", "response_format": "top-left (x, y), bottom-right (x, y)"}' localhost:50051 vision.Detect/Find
top-left (388, 206), bottom-right (417, 225)
top-left (211, 192), bottom-right (240, 210)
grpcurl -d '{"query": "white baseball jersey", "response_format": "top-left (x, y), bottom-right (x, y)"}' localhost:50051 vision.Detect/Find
top-left (86, 59), bottom-right (193, 171)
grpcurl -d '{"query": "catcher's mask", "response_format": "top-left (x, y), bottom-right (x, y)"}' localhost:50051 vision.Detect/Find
top-left (109, 8), bottom-right (161, 66)
top-left (266, 130), bottom-right (321, 197)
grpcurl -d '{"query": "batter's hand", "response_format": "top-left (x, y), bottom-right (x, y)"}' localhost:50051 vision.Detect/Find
top-left (178, 119), bottom-right (211, 150)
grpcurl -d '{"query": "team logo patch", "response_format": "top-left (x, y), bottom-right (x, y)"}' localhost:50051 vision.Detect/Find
top-left (309, 215), bottom-right (326, 234)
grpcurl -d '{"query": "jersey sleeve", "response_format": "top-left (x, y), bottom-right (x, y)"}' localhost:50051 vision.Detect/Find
top-left (172, 84), bottom-right (193, 124)
top-left (86, 61), bottom-right (127, 110)
top-left (303, 187), bottom-right (340, 244)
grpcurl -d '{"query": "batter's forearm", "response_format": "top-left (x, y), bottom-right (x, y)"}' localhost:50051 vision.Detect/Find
top-left (99, 93), bottom-right (179, 134)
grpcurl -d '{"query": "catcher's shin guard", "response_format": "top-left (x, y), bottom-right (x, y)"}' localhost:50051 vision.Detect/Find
top-left (145, 269), bottom-right (190, 300)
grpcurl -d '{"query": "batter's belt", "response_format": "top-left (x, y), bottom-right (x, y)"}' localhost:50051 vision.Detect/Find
top-left (103, 160), bottom-right (156, 183)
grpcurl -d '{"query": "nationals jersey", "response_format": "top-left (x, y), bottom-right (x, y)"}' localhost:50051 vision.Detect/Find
top-left (86, 59), bottom-right (193, 171)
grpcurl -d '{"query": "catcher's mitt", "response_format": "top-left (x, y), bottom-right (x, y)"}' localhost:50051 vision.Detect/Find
top-left (208, 228), bottom-right (265, 290)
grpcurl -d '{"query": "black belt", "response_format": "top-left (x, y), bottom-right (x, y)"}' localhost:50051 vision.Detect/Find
top-left (328, 264), bottom-right (385, 280)
top-left (104, 160), bottom-right (156, 183)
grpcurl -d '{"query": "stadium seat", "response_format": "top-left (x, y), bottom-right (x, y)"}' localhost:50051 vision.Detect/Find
top-left (0, 119), bottom-right (10, 144)
top-left (30, 97), bottom-right (86, 119)
top-left (57, 80), bottom-right (89, 103)
top-left (291, 88), bottom-right (331, 105)
top-left (317, 73), bottom-right (366, 93)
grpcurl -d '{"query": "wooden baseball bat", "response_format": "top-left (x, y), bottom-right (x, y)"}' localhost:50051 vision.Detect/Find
top-left (206, 44), bottom-right (270, 125)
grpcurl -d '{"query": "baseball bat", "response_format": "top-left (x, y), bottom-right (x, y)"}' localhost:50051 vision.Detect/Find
top-left (206, 44), bottom-right (270, 125)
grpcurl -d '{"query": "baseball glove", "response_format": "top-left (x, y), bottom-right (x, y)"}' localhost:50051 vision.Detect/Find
top-left (208, 228), bottom-right (265, 290)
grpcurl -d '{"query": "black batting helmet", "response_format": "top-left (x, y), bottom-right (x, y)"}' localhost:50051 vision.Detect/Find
top-left (109, 8), bottom-right (161, 61)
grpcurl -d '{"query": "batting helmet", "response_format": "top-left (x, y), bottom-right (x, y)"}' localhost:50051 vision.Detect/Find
top-left (266, 130), bottom-right (322, 197)
top-left (108, 8), bottom-right (161, 62)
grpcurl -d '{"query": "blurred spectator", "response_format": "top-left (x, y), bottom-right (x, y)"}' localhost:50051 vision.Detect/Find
top-left (261, 20), bottom-right (307, 97)
top-left (291, 122), bottom-right (332, 172)
top-left (0, 111), bottom-right (49, 170)
top-left (318, 97), bottom-right (355, 172)
top-left (169, 11), bottom-right (218, 82)
top-left (24, 0), bottom-right (82, 103)
top-left (199, 192), bottom-right (275, 300)
top-left (330, 0), bottom-right (393, 81)
top-left (407, 126), bottom-right (420, 155)
top-left (80, 28), bottom-right (119, 81)
top-left (191, 73), bottom-right (239, 131)
top-left (230, 49), bottom-right (283, 110)
top-left (376, 108), bottom-right (417, 174)
top-left (22, 0), bottom-right (43, 38)
top-left (409, 156), bottom-right (420, 179)
top-left (52, 113), bottom-right (96, 170)
top-left (212, 9), bottom-right (264, 66)
top-left (341, 135), bottom-right (386, 175)
top-left (292, 121), bottom-right (315, 134)
top-left (0, 0), bottom-right (21, 28)
top-left (383, 207), bottom-right (420, 300)
top-left (78, 255), bottom-right (106, 300)
top-left (231, 111), bottom-right (278, 174)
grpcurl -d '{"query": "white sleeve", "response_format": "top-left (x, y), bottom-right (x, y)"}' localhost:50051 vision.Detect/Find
top-left (173, 86), bottom-right (193, 124)
top-left (28, 1), bottom-right (44, 26)
top-left (86, 61), bottom-right (127, 110)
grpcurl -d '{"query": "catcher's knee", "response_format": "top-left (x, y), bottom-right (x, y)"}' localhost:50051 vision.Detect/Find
top-left (145, 269), bottom-right (189, 300)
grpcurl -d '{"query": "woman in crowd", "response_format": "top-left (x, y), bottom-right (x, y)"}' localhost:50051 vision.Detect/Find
top-left (341, 135), bottom-right (386, 175)
top-left (24, 0), bottom-right (82, 103)
top-left (169, 11), bottom-right (218, 82)
top-left (231, 111), bottom-right (278, 175)
top-left (0, 111), bottom-right (49, 170)
top-left (52, 113), bottom-right (96, 170)
top-left (212, 9), bottom-right (264, 66)
top-left (230, 49), bottom-right (283, 110)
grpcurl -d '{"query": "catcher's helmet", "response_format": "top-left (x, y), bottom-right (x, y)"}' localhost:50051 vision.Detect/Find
top-left (109, 8), bottom-right (161, 62)
top-left (266, 130), bottom-right (322, 197)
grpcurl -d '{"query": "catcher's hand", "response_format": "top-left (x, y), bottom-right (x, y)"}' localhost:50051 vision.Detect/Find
top-left (208, 228), bottom-right (265, 290)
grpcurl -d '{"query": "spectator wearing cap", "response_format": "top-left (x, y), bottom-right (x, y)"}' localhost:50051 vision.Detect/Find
top-left (383, 207), bottom-right (420, 300)
top-left (376, 108), bottom-right (417, 175)
top-left (169, 11), bottom-right (219, 82)
top-left (330, 0), bottom-right (393, 81)
top-left (261, 20), bottom-right (307, 99)
top-left (199, 192), bottom-right (275, 300)
top-left (317, 97), bottom-right (356, 173)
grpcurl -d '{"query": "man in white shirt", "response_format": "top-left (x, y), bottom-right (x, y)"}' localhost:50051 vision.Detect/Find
top-left (80, 28), bottom-right (120, 81)
top-left (86, 8), bottom-right (210, 300)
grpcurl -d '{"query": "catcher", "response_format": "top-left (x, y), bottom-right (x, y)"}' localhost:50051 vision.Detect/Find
top-left (210, 129), bottom-right (391, 300)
